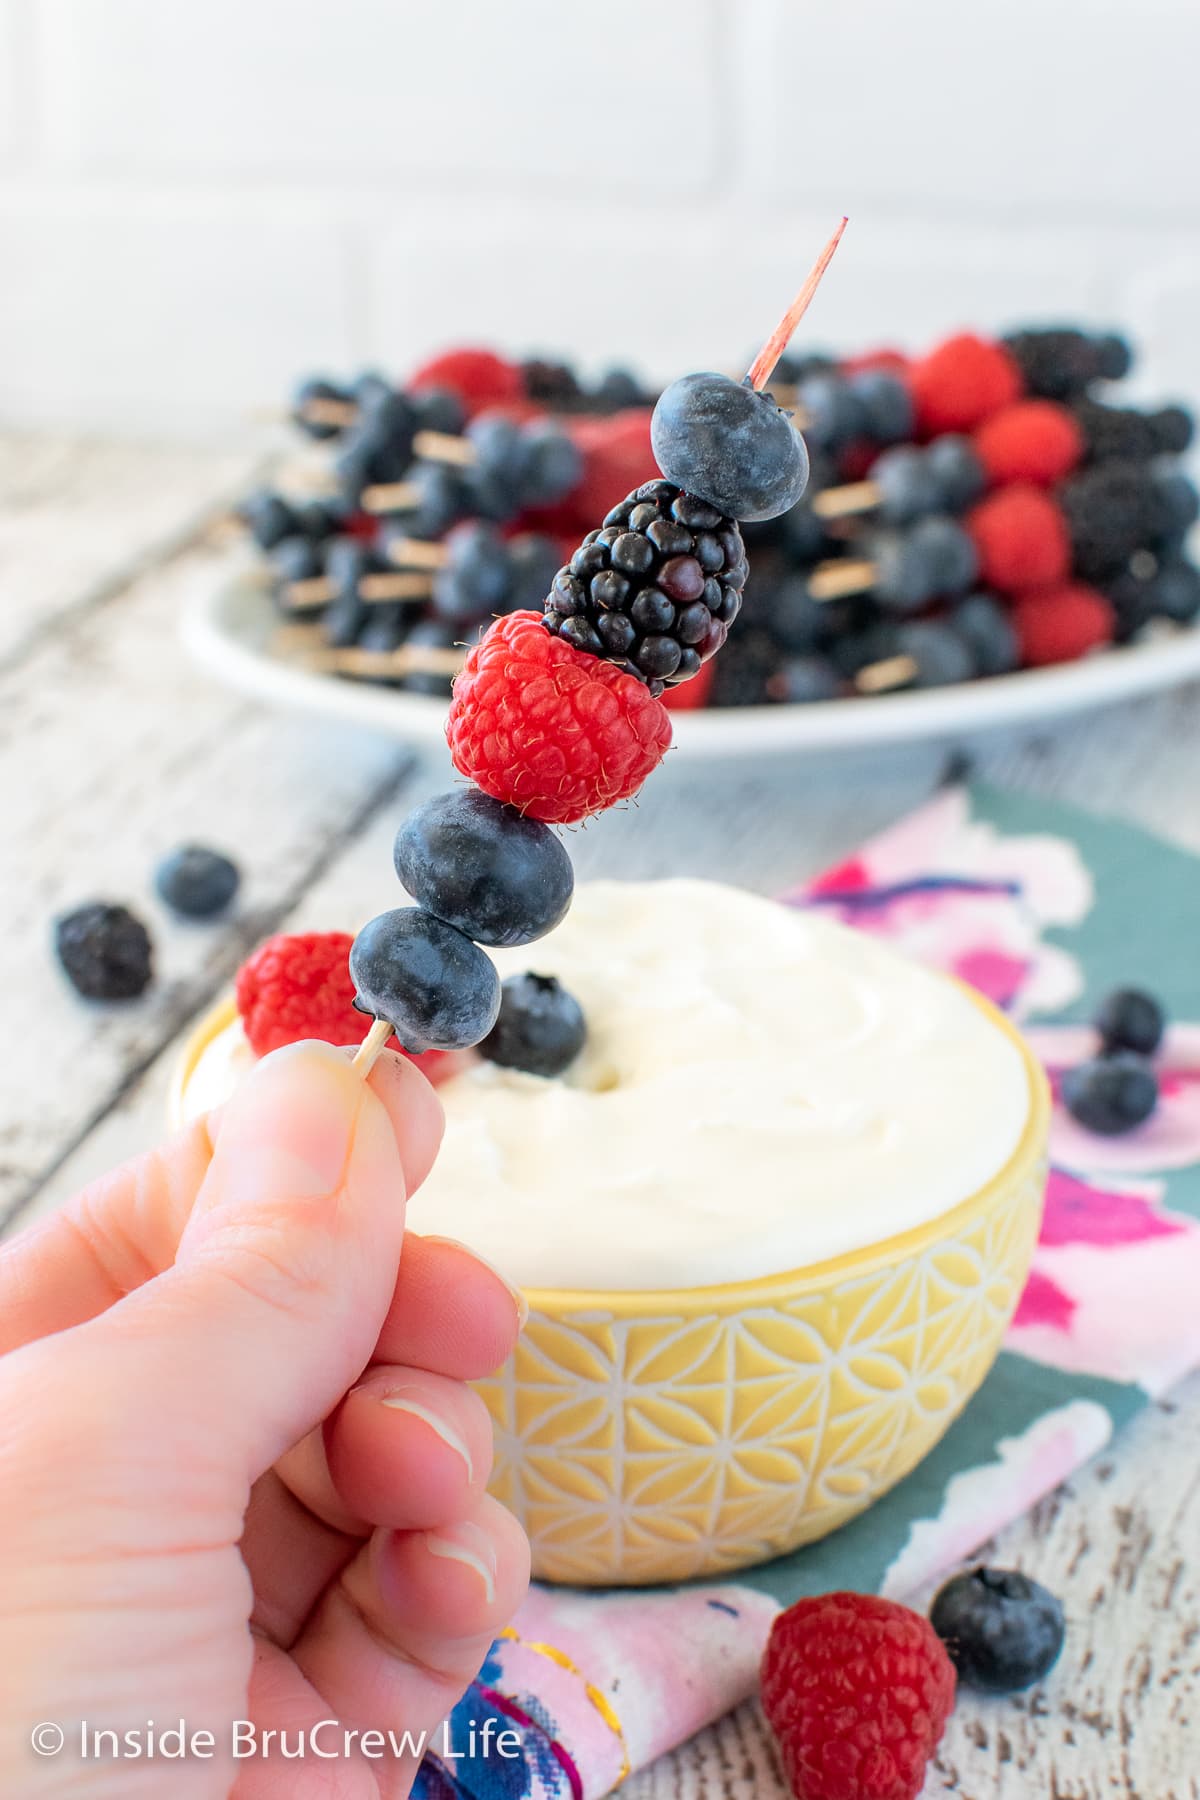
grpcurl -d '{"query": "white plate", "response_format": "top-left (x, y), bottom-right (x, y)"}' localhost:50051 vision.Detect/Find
top-left (185, 572), bottom-right (1200, 757)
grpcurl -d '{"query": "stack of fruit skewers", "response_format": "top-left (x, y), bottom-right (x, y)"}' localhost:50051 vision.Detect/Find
top-left (235, 321), bottom-right (1199, 711)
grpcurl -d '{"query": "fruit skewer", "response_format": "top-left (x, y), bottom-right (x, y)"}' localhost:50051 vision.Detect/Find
top-left (343, 222), bottom-right (845, 1077)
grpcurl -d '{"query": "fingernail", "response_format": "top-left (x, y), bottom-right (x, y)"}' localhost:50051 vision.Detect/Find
top-left (423, 1234), bottom-right (529, 1331)
top-left (381, 1390), bottom-right (474, 1481)
top-left (214, 1042), bottom-right (363, 1198)
top-left (426, 1520), bottom-right (498, 1603)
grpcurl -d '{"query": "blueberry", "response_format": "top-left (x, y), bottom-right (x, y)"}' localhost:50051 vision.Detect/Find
top-left (1151, 404), bottom-right (1193, 455)
top-left (55, 902), bottom-right (153, 1001)
top-left (915, 516), bottom-right (980, 595)
top-left (466, 415), bottom-right (526, 520)
top-left (595, 366), bottom-right (645, 410)
top-left (155, 845), bottom-right (240, 919)
top-left (762, 574), bottom-right (827, 653)
top-left (480, 972), bottom-right (586, 1077)
top-left (400, 616), bottom-right (460, 697)
top-left (506, 535), bottom-right (564, 614)
top-left (873, 447), bottom-right (943, 526)
top-left (848, 368), bottom-right (913, 444)
top-left (930, 1567), bottom-right (1065, 1693)
top-left (240, 489), bottom-right (298, 551)
top-left (925, 434), bottom-right (987, 512)
top-left (768, 655), bottom-right (840, 703)
top-left (270, 534), bottom-right (325, 591)
top-left (291, 375), bottom-right (351, 440)
top-left (1151, 559), bottom-right (1200, 624)
top-left (895, 620), bottom-right (975, 687)
top-left (651, 372), bottom-right (810, 522)
top-left (1061, 1052), bottom-right (1158, 1135)
top-left (352, 370), bottom-right (395, 414)
top-left (381, 462), bottom-right (471, 537)
top-left (412, 385), bottom-right (467, 436)
top-left (1153, 471), bottom-right (1200, 539)
top-left (516, 422), bottom-right (583, 507)
top-left (794, 372), bottom-right (867, 451)
top-left (869, 530), bottom-right (940, 613)
top-left (395, 790), bottom-right (573, 949)
top-left (778, 498), bottom-right (830, 566)
top-left (432, 522), bottom-right (513, 623)
top-left (350, 908), bottom-right (500, 1053)
top-left (953, 593), bottom-right (1019, 676)
top-left (1094, 986), bottom-right (1165, 1057)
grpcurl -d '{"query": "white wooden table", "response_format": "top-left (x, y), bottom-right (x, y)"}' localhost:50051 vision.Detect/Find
top-left (2, 433), bottom-right (1198, 1796)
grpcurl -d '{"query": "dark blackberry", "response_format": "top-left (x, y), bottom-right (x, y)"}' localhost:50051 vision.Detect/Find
top-left (1060, 462), bottom-right (1168, 580)
top-left (542, 480), bottom-right (747, 693)
top-left (55, 902), bottom-right (153, 1001)
top-left (521, 357), bottom-right (581, 406)
top-left (1002, 327), bottom-right (1132, 400)
top-left (1072, 397), bottom-right (1162, 465)
top-left (710, 628), bottom-right (782, 707)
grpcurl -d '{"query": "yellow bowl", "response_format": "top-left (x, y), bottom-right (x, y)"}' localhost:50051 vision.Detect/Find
top-left (173, 989), bottom-right (1049, 1587)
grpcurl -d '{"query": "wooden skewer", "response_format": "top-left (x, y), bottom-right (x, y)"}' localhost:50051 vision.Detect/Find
top-left (320, 643), bottom-right (466, 679)
top-left (282, 570), bottom-right (434, 612)
top-left (384, 536), bottom-right (449, 571)
top-left (300, 395), bottom-right (359, 429)
top-left (352, 1017), bottom-right (394, 1074)
top-left (854, 654), bottom-right (918, 695)
top-left (812, 479), bottom-right (881, 520)
top-left (360, 480), bottom-right (422, 514)
top-left (806, 558), bottom-right (877, 601)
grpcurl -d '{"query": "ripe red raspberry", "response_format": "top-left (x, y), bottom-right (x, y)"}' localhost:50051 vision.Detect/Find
top-left (446, 610), bottom-right (672, 824)
top-left (761, 1592), bottom-right (956, 1800)
top-left (911, 332), bottom-right (1023, 436)
top-left (1013, 582), bottom-right (1115, 666)
top-left (974, 400), bottom-right (1084, 487)
top-left (967, 484), bottom-right (1072, 593)
top-left (408, 347), bottom-right (524, 418)
top-left (235, 930), bottom-right (452, 1080)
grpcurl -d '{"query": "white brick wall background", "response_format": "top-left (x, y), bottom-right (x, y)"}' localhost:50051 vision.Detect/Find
top-left (1, 0), bottom-right (1199, 440)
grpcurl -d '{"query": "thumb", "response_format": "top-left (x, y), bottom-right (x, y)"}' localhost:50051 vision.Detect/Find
top-left (72, 1040), bottom-right (443, 1487)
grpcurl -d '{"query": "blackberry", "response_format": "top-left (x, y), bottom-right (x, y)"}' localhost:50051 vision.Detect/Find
top-left (521, 356), bottom-right (580, 405)
top-left (543, 479), bottom-right (747, 694)
top-left (1061, 462), bottom-right (1171, 581)
top-left (1072, 396), bottom-right (1162, 465)
top-left (1002, 327), bottom-right (1132, 400)
top-left (55, 902), bottom-right (153, 1001)
top-left (710, 628), bottom-right (782, 707)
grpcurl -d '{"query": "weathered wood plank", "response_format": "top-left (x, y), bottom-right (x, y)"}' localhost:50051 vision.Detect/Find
top-left (0, 537), bottom-right (412, 1220)
top-left (0, 433), bottom-right (259, 665)
top-left (624, 1372), bottom-right (1200, 1800)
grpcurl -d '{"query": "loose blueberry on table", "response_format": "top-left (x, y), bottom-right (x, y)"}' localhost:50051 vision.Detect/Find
top-left (345, 224), bottom-right (843, 1071)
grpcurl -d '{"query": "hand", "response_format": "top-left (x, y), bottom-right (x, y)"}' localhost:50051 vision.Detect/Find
top-left (0, 1041), bottom-right (530, 1797)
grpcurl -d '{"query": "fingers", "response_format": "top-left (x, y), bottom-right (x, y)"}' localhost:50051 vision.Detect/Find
top-left (0, 1114), bottom-right (217, 1355)
top-left (56, 1044), bottom-right (443, 1488)
top-left (291, 1494), bottom-right (530, 1790)
top-left (243, 1368), bottom-right (496, 1648)
top-left (376, 1232), bottom-right (526, 1379)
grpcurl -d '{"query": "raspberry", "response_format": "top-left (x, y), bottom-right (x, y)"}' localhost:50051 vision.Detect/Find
top-left (445, 610), bottom-right (672, 824)
top-left (910, 332), bottom-right (1024, 436)
top-left (408, 348), bottom-right (524, 418)
top-left (235, 930), bottom-right (452, 1080)
top-left (761, 1592), bottom-right (956, 1800)
top-left (545, 479), bottom-right (746, 692)
top-left (967, 484), bottom-right (1071, 593)
top-left (1012, 582), bottom-right (1115, 666)
top-left (974, 400), bottom-right (1084, 487)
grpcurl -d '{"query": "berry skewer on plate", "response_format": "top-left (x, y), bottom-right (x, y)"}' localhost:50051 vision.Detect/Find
top-left (344, 220), bottom-right (846, 1075)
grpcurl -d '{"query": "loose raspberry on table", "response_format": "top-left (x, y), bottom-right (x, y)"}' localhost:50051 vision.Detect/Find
top-left (235, 930), bottom-right (451, 1078)
top-left (445, 610), bottom-right (673, 824)
top-left (761, 1591), bottom-right (956, 1800)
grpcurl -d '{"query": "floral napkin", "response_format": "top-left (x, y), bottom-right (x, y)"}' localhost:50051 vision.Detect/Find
top-left (414, 783), bottom-right (1200, 1798)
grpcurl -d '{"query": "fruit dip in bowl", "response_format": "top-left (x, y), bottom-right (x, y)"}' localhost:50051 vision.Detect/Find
top-left (174, 878), bottom-right (1049, 1585)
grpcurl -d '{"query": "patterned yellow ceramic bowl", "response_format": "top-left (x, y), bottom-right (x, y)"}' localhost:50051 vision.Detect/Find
top-left (172, 990), bottom-right (1049, 1588)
